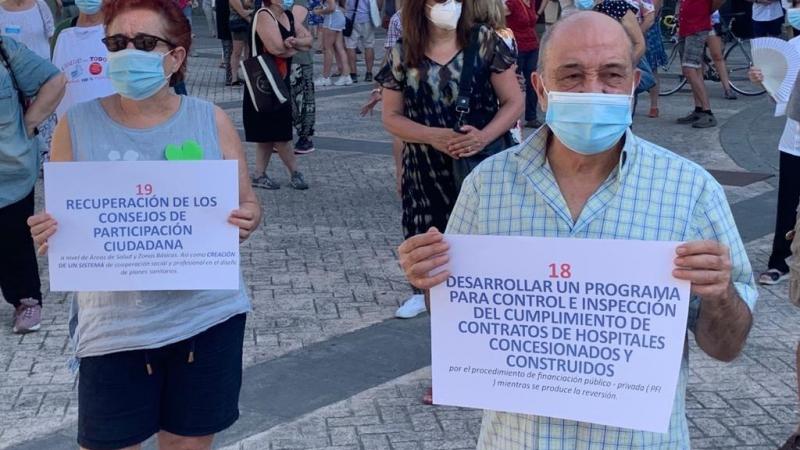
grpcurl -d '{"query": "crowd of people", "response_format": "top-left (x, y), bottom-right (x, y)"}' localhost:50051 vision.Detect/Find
top-left (3, 0), bottom-right (800, 448)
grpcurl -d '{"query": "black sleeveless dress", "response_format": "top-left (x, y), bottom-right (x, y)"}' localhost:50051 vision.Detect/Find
top-left (243, 9), bottom-right (295, 143)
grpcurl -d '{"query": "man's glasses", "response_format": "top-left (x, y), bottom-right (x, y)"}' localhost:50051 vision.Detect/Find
top-left (102, 33), bottom-right (177, 52)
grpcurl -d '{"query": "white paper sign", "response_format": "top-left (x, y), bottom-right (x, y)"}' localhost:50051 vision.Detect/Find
top-left (430, 235), bottom-right (691, 433)
top-left (44, 161), bottom-right (240, 292)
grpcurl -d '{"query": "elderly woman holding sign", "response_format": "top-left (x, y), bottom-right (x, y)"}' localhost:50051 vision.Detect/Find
top-left (26, 0), bottom-right (260, 449)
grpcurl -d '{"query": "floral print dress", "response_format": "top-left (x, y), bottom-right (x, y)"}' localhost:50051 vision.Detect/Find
top-left (376, 25), bottom-right (516, 239)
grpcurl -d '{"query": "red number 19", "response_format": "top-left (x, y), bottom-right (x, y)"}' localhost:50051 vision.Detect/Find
top-left (548, 263), bottom-right (572, 279)
top-left (136, 184), bottom-right (153, 196)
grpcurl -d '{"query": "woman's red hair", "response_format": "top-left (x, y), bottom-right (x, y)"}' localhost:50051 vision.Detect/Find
top-left (102, 0), bottom-right (192, 86)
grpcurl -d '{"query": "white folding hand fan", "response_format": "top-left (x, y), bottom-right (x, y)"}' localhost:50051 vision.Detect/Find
top-left (751, 37), bottom-right (800, 115)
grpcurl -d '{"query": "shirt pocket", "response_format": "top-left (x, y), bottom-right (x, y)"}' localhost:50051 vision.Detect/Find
top-left (0, 80), bottom-right (20, 127)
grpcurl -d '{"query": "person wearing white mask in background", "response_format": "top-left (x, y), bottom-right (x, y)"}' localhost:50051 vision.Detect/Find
top-left (397, 12), bottom-right (757, 449)
top-left (51, 0), bottom-right (115, 120)
top-left (377, 0), bottom-right (522, 404)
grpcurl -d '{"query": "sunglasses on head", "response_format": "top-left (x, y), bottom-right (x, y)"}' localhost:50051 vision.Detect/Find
top-left (101, 33), bottom-right (177, 52)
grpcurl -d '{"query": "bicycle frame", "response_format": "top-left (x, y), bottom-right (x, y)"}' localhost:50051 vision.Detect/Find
top-left (657, 14), bottom-right (764, 96)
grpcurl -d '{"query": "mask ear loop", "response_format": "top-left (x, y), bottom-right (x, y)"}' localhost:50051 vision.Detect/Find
top-left (539, 78), bottom-right (552, 98)
top-left (629, 70), bottom-right (639, 98)
top-left (162, 49), bottom-right (179, 80)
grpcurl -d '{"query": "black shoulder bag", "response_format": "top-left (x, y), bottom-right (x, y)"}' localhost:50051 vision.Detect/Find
top-left (344, 0), bottom-right (359, 37)
top-left (240, 8), bottom-right (291, 113)
top-left (452, 26), bottom-right (515, 188)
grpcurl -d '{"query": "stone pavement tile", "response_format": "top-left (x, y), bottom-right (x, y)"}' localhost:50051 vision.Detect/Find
top-left (0, 23), bottom-right (790, 448)
top-left (634, 87), bottom-right (765, 172)
top-left (220, 368), bottom-right (483, 450)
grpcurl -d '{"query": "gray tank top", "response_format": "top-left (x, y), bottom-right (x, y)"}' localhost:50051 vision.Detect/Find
top-left (66, 96), bottom-right (251, 358)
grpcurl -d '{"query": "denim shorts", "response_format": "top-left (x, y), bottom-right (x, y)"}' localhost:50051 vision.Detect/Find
top-left (323, 9), bottom-right (346, 31)
top-left (77, 314), bottom-right (246, 450)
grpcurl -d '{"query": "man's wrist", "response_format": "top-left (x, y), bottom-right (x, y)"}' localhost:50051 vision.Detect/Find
top-left (704, 284), bottom-right (741, 318)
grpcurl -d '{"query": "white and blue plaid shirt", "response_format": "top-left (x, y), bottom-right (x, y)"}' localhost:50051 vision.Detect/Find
top-left (445, 127), bottom-right (758, 450)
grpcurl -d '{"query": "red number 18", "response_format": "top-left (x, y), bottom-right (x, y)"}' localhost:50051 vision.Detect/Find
top-left (548, 263), bottom-right (572, 279)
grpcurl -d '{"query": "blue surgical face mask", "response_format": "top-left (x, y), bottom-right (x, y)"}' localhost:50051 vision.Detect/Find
top-left (75, 0), bottom-right (102, 14)
top-left (788, 8), bottom-right (800, 30)
top-left (108, 49), bottom-right (173, 100)
top-left (543, 84), bottom-right (634, 155)
top-left (575, 0), bottom-right (595, 10)
top-left (282, 0), bottom-right (294, 9)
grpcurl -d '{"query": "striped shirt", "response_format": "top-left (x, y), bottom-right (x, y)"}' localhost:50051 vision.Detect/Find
top-left (445, 127), bottom-right (758, 450)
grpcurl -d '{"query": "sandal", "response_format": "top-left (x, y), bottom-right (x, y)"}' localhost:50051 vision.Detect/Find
top-left (758, 268), bottom-right (789, 285)
top-left (648, 107), bottom-right (659, 118)
top-left (422, 386), bottom-right (433, 405)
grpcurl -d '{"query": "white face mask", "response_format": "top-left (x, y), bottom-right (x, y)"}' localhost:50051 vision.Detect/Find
top-left (426, 0), bottom-right (462, 30)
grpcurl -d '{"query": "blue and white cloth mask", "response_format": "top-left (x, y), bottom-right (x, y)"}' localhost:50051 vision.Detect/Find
top-left (575, 0), bottom-right (595, 10)
top-left (75, 0), bottom-right (102, 14)
top-left (543, 84), bottom-right (634, 155)
top-left (108, 49), bottom-right (173, 100)
top-left (282, 0), bottom-right (294, 10)
top-left (788, 8), bottom-right (800, 30)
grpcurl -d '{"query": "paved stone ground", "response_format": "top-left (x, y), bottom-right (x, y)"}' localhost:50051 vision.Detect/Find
top-left (219, 369), bottom-right (485, 450)
top-left (1, 14), bottom-right (798, 450)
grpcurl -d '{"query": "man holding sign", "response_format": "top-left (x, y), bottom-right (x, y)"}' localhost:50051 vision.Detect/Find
top-left (399, 11), bottom-right (757, 449)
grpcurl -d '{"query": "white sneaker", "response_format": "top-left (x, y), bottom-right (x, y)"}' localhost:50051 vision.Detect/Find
top-left (314, 77), bottom-right (332, 87)
top-left (334, 76), bottom-right (353, 86)
top-left (395, 294), bottom-right (426, 319)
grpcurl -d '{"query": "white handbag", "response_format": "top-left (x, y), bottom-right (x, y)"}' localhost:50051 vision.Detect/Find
top-left (369, 0), bottom-right (381, 27)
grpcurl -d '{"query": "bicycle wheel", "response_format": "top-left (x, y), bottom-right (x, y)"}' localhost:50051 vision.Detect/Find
top-left (725, 39), bottom-right (765, 96)
top-left (659, 41), bottom-right (686, 96)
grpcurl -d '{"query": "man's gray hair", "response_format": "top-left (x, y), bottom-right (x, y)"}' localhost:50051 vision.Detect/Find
top-left (537, 11), bottom-right (636, 74)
